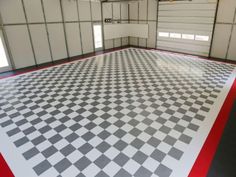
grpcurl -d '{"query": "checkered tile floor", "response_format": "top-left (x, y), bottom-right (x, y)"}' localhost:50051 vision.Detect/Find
top-left (0, 48), bottom-right (235, 177)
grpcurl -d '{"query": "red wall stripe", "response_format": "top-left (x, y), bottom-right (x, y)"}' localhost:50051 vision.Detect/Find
top-left (188, 78), bottom-right (236, 177)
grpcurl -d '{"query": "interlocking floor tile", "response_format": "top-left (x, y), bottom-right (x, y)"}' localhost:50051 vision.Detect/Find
top-left (0, 48), bottom-right (235, 177)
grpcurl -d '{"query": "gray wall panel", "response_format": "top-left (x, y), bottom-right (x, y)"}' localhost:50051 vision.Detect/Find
top-left (29, 24), bottom-right (51, 64)
top-left (66, 23), bottom-right (82, 57)
top-left (24, 0), bottom-right (44, 23)
top-left (5, 25), bottom-right (35, 69)
top-left (80, 22), bottom-right (94, 54)
top-left (43, 0), bottom-right (62, 22)
top-left (48, 24), bottom-right (67, 60)
top-left (0, 0), bottom-right (26, 24)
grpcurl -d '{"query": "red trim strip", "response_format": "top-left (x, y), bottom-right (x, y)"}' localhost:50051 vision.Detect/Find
top-left (188, 78), bottom-right (236, 177)
top-left (0, 153), bottom-right (14, 177)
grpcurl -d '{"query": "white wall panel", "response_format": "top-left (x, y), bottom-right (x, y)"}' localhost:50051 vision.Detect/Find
top-left (139, 38), bottom-right (146, 47)
top-left (147, 0), bottom-right (157, 21)
top-left (66, 23), bottom-right (82, 57)
top-left (216, 0), bottom-right (236, 23)
top-left (78, 1), bottom-right (91, 21)
top-left (147, 21), bottom-right (156, 48)
top-left (103, 3), bottom-right (112, 20)
top-left (114, 39), bottom-right (121, 48)
top-left (121, 4), bottom-right (128, 20)
top-left (139, 0), bottom-right (147, 21)
top-left (43, 0), bottom-right (62, 22)
top-left (122, 38), bottom-right (129, 46)
top-left (105, 40), bottom-right (113, 49)
top-left (48, 24), bottom-right (67, 60)
top-left (24, 0), bottom-right (44, 23)
top-left (5, 25), bottom-right (35, 69)
top-left (104, 24), bottom-right (148, 39)
top-left (211, 24), bottom-right (231, 59)
top-left (129, 3), bottom-right (138, 20)
top-left (113, 3), bottom-right (121, 20)
top-left (62, 0), bottom-right (78, 21)
top-left (0, 0), bottom-right (26, 24)
top-left (91, 2), bottom-right (102, 21)
top-left (29, 24), bottom-right (51, 64)
top-left (227, 26), bottom-right (236, 61)
top-left (80, 22), bottom-right (94, 54)
top-left (130, 37), bottom-right (138, 46)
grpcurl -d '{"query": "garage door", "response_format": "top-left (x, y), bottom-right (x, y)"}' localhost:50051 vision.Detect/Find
top-left (156, 0), bottom-right (218, 56)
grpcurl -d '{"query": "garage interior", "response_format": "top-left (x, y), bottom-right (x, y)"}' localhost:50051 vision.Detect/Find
top-left (0, 0), bottom-right (235, 177)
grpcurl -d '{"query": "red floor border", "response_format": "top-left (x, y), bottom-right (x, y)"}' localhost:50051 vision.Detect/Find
top-left (188, 78), bottom-right (236, 177)
top-left (0, 153), bottom-right (14, 177)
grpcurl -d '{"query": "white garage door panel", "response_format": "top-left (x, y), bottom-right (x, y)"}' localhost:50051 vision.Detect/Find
top-left (62, 0), bottom-right (78, 21)
top-left (157, 46), bottom-right (208, 57)
top-left (211, 24), bottom-right (231, 59)
top-left (158, 23), bottom-right (213, 32)
top-left (158, 28), bottom-right (212, 36)
top-left (91, 2), bottom-right (102, 21)
top-left (158, 17), bottom-right (214, 24)
top-left (157, 41), bottom-right (210, 54)
top-left (159, 3), bottom-right (216, 11)
top-left (80, 22), bottom-right (94, 54)
top-left (227, 26), bottom-right (236, 61)
top-left (0, 0), bottom-right (26, 24)
top-left (43, 0), bottom-right (62, 22)
top-left (24, 0), bottom-right (44, 23)
top-left (66, 23), bottom-right (82, 57)
top-left (5, 26), bottom-right (35, 69)
top-left (157, 37), bottom-right (211, 46)
top-left (48, 24), bottom-right (67, 61)
top-left (216, 0), bottom-right (236, 23)
top-left (157, 0), bottom-right (217, 56)
top-left (29, 25), bottom-right (51, 64)
top-left (159, 10), bottom-right (215, 18)
top-left (78, 1), bottom-right (91, 21)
